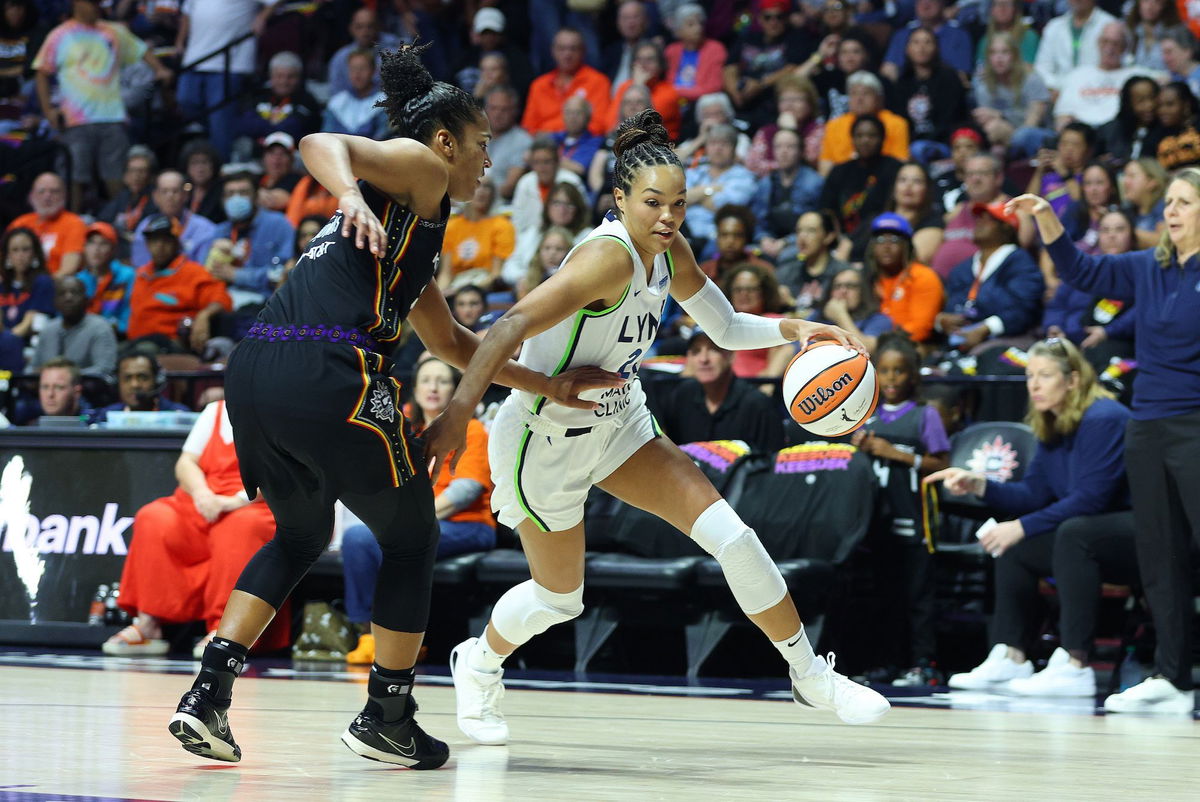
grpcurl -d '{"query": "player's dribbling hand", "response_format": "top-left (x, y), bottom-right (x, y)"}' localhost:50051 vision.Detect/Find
top-left (782, 319), bottom-right (867, 356)
top-left (923, 467), bottom-right (986, 496)
top-left (423, 402), bottom-right (471, 483)
top-left (546, 366), bottom-right (626, 410)
top-left (338, 189), bottom-right (387, 256)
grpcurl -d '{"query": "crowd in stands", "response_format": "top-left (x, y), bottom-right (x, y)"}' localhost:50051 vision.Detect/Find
top-left (0, 0), bottom-right (1195, 700)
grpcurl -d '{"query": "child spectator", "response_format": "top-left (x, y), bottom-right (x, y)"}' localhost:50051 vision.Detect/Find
top-left (76, 221), bottom-right (135, 334)
top-left (854, 333), bottom-right (950, 686)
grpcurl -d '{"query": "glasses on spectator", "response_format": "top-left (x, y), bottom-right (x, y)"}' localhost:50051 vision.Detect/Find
top-left (873, 233), bottom-right (905, 244)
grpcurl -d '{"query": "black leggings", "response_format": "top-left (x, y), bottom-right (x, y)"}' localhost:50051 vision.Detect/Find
top-left (991, 512), bottom-right (1139, 657)
top-left (1124, 410), bottom-right (1200, 690)
top-left (235, 477), bottom-right (440, 633)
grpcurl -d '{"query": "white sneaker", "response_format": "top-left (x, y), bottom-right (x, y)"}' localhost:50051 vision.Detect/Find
top-left (791, 653), bottom-right (891, 725)
top-left (450, 638), bottom-right (509, 744)
top-left (947, 644), bottom-right (1033, 690)
top-left (1007, 648), bottom-right (1096, 697)
top-left (1103, 676), bottom-right (1195, 714)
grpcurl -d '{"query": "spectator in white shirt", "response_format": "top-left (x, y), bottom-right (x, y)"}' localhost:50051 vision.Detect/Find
top-left (1035, 0), bottom-right (1118, 95)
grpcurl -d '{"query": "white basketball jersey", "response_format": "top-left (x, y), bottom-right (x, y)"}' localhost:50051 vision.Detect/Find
top-left (513, 212), bottom-right (674, 428)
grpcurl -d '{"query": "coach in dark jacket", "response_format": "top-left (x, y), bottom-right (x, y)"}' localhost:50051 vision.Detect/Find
top-left (1012, 176), bottom-right (1200, 715)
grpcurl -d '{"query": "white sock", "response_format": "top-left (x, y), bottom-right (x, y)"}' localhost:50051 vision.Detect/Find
top-left (467, 632), bottom-right (507, 674)
top-left (773, 626), bottom-right (821, 677)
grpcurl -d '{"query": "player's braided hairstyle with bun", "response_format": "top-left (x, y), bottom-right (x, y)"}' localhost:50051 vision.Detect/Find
top-left (376, 41), bottom-right (483, 143)
top-left (611, 109), bottom-right (683, 196)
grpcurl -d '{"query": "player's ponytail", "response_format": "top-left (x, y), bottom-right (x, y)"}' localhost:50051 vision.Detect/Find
top-left (377, 41), bottom-right (483, 143)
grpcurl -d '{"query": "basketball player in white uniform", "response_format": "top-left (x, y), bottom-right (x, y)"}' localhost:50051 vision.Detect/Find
top-left (426, 110), bottom-right (891, 744)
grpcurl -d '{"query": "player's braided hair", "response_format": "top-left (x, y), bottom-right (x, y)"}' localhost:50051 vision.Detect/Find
top-left (612, 109), bottom-right (682, 195)
top-left (376, 40), bottom-right (483, 143)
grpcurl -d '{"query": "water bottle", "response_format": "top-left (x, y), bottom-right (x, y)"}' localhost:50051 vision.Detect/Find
top-left (88, 584), bottom-right (109, 625)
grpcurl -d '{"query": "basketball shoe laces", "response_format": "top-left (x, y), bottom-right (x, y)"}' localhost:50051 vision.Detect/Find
top-left (814, 653), bottom-right (871, 704)
top-left (474, 672), bottom-right (505, 723)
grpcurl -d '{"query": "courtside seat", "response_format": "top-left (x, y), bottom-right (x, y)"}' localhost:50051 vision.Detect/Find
top-left (474, 548), bottom-right (532, 585)
top-left (585, 553), bottom-right (704, 590)
top-left (432, 551), bottom-right (487, 585)
top-left (689, 557), bottom-right (837, 677)
top-left (696, 557), bottom-right (835, 617)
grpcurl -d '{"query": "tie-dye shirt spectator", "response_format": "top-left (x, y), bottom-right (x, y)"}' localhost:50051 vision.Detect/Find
top-left (34, 18), bottom-right (147, 126)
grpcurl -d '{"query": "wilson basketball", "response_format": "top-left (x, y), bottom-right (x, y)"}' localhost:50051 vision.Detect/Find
top-left (783, 341), bottom-right (878, 437)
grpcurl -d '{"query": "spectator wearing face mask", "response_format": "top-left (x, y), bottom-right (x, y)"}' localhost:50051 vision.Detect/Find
top-left (207, 170), bottom-right (295, 309)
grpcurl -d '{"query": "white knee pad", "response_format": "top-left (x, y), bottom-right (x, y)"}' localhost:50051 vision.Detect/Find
top-left (491, 579), bottom-right (584, 646)
top-left (691, 500), bottom-right (787, 615)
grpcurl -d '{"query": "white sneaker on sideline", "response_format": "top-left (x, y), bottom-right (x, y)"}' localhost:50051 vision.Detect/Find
top-left (1007, 648), bottom-right (1096, 697)
top-left (947, 644), bottom-right (1033, 690)
top-left (791, 654), bottom-right (890, 725)
top-left (1103, 676), bottom-right (1195, 714)
top-left (450, 637), bottom-right (509, 744)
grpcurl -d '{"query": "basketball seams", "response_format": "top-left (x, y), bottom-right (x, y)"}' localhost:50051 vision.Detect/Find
top-left (788, 354), bottom-right (865, 424)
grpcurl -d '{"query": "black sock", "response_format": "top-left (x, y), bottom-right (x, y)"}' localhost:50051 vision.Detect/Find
top-left (366, 664), bottom-right (415, 723)
top-left (192, 636), bottom-right (249, 705)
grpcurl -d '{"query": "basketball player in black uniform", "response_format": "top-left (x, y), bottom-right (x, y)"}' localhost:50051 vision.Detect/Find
top-left (167, 43), bottom-right (621, 770)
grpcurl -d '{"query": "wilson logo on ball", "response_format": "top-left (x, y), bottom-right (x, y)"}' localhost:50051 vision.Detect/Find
top-left (783, 341), bottom-right (878, 437)
top-left (796, 372), bottom-right (855, 416)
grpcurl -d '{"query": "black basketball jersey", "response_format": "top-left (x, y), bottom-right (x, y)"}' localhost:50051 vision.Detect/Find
top-left (865, 401), bottom-right (925, 538)
top-left (259, 180), bottom-right (450, 356)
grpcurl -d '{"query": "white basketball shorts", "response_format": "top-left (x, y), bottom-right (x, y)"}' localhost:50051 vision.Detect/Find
top-left (489, 397), bottom-right (660, 532)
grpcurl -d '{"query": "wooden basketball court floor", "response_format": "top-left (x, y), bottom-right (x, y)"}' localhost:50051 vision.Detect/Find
top-left (0, 650), bottom-right (1196, 801)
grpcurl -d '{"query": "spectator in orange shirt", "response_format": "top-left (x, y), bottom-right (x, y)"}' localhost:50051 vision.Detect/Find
top-left (6, 172), bottom-right (87, 275)
top-left (340, 356), bottom-right (496, 664)
top-left (127, 214), bottom-right (232, 352)
top-left (818, 71), bottom-right (911, 176)
top-left (522, 28), bottom-right (611, 136)
top-left (606, 42), bottom-right (682, 141)
top-left (868, 213), bottom-right (944, 343)
top-left (440, 178), bottom-right (514, 291)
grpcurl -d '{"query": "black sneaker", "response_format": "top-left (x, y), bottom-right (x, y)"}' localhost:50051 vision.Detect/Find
top-left (340, 698), bottom-right (449, 770)
top-left (168, 689), bottom-right (242, 762)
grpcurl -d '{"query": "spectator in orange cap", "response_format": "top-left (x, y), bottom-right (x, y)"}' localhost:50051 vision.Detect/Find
top-left (77, 221), bottom-right (136, 334)
top-left (938, 201), bottom-right (1044, 352)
